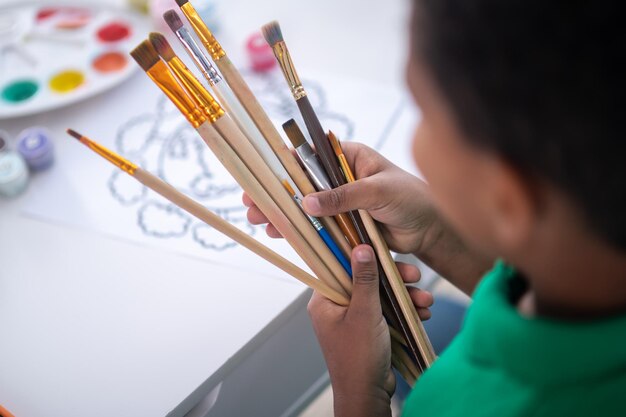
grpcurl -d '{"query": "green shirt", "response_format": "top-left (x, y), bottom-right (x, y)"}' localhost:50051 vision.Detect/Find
top-left (403, 261), bottom-right (626, 416)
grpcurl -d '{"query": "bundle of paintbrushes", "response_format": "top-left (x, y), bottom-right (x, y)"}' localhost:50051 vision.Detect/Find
top-left (67, 0), bottom-right (435, 384)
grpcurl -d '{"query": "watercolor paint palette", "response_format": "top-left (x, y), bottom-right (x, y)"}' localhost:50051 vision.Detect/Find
top-left (0, 3), bottom-right (151, 119)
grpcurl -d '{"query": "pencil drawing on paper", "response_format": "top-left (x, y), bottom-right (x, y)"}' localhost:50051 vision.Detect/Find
top-left (107, 71), bottom-right (356, 251)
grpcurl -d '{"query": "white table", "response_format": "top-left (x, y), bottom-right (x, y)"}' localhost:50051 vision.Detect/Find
top-left (0, 0), bottom-right (410, 415)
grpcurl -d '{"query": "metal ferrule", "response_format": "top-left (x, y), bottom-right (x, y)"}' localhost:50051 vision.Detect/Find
top-left (168, 57), bottom-right (224, 123)
top-left (181, 2), bottom-right (225, 61)
top-left (293, 194), bottom-right (323, 231)
top-left (82, 138), bottom-right (138, 175)
top-left (146, 61), bottom-right (206, 128)
top-left (272, 41), bottom-right (306, 100)
top-left (296, 143), bottom-right (332, 191)
top-left (176, 27), bottom-right (222, 86)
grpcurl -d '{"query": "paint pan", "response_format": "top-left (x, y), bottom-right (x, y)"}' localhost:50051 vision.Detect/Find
top-left (0, 4), bottom-right (151, 119)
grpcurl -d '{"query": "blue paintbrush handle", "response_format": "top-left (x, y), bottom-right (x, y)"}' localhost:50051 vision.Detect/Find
top-left (319, 227), bottom-right (352, 277)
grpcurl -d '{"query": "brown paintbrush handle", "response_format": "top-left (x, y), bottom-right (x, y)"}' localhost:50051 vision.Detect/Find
top-left (133, 167), bottom-right (349, 306)
top-left (296, 96), bottom-right (346, 189)
top-left (334, 212), bottom-right (362, 248)
top-left (196, 122), bottom-right (350, 298)
top-left (359, 209), bottom-right (436, 365)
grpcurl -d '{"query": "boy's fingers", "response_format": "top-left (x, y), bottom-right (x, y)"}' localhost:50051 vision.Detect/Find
top-left (302, 179), bottom-right (378, 217)
top-left (348, 245), bottom-right (381, 317)
top-left (242, 192), bottom-right (255, 208)
top-left (408, 287), bottom-right (434, 309)
top-left (417, 307), bottom-right (432, 321)
top-left (246, 206), bottom-right (270, 225)
top-left (396, 262), bottom-right (421, 283)
top-left (265, 224), bottom-right (282, 239)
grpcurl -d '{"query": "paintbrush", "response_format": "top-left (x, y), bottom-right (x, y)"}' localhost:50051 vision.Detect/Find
top-left (283, 119), bottom-right (361, 248)
top-left (262, 22), bottom-right (346, 192)
top-left (67, 129), bottom-right (348, 306)
top-left (330, 132), bottom-right (436, 368)
top-left (284, 122), bottom-right (426, 371)
top-left (131, 40), bottom-right (351, 298)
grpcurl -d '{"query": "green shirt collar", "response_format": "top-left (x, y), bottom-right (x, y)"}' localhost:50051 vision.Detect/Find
top-left (462, 260), bottom-right (626, 387)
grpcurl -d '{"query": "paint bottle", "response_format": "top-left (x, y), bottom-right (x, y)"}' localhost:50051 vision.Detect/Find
top-left (17, 127), bottom-right (55, 171)
top-left (247, 32), bottom-right (276, 73)
top-left (0, 151), bottom-right (29, 197)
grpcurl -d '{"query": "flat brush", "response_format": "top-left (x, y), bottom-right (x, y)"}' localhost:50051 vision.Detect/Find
top-left (331, 133), bottom-right (436, 368)
top-left (66, 129), bottom-right (348, 307)
top-left (131, 40), bottom-right (352, 298)
top-left (283, 119), bottom-right (361, 248)
top-left (262, 22), bottom-right (346, 192)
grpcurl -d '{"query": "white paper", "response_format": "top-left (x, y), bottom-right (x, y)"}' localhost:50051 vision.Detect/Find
top-left (19, 69), bottom-right (413, 280)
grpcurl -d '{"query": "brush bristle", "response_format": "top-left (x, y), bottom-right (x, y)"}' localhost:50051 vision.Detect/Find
top-left (66, 129), bottom-right (82, 140)
top-left (163, 10), bottom-right (184, 31)
top-left (174, 0), bottom-right (189, 6)
top-left (282, 180), bottom-right (296, 196)
top-left (149, 32), bottom-right (175, 61)
top-left (261, 20), bottom-right (283, 46)
top-left (282, 119), bottom-right (307, 148)
top-left (130, 40), bottom-right (160, 71)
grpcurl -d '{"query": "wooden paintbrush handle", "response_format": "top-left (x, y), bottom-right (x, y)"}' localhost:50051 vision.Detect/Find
top-left (133, 168), bottom-right (349, 306)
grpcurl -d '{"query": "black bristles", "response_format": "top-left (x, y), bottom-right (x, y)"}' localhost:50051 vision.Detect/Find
top-left (163, 9), bottom-right (184, 32)
top-left (149, 32), bottom-right (175, 61)
top-left (130, 40), bottom-right (160, 71)
top-left (174, 0), bottom-right (189, 6)
top-left (282, 119), bottom-right (307, 148)
top-left (66, 129), bottom-right (82, 140)
top-left (261, 20), bottom-right (283, 46)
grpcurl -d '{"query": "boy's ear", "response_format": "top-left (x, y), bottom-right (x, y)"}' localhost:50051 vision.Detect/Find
top-left (485, 158), bottom-right (538, 251)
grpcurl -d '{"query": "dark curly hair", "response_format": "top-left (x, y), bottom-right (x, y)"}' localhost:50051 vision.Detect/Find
top-left (412, 0), bottom-right (625, 249)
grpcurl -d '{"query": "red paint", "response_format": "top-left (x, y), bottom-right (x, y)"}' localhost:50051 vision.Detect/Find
top-left (97, 22), bottom-right (131, 43)
top-left (37, 7), bottom-right (91, 29)
top-left (36, 8), bottom-right (58, 21)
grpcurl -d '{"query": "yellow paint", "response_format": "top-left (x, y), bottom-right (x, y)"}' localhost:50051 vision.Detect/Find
top-left (49, 70), bottom-right (85, 93)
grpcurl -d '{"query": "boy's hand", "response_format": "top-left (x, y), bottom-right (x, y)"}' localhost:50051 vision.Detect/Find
top-left (244, 142), bottom-right (441, 255)
top-left (310, 245), bottom-right (394, 417)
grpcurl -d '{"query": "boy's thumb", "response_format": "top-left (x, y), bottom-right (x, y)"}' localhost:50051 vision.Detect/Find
top-left (349, 245), bottom-right (381, 314)
top-left (302, 181), bottom-right (370, 217)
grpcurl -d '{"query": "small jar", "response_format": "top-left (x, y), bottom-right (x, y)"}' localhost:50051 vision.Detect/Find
top-left (17, 127), bottom-right (55, 171)
top-left (0, 151), bottom-right (29, 197)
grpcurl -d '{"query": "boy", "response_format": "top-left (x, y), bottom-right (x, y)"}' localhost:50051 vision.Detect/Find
top-left (244, 0), bottom-right (626, 415)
